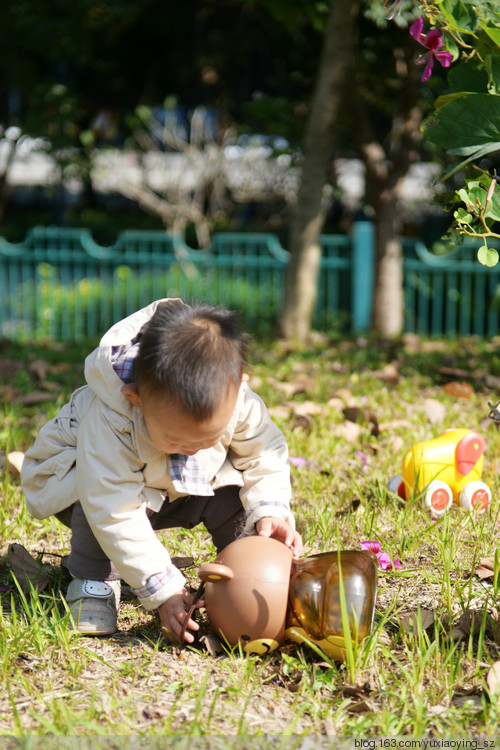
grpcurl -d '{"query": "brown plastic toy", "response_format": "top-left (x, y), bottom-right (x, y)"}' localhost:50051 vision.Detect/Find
top-left (197, 537), bottom-right (378, 659)
top-left (198, 536), bottom-right (293, 654)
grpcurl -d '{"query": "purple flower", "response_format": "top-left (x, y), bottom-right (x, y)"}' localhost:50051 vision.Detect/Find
top-left (409, 17), bottom-right (454, 82)
top-left (290, 456), bottom-right (312, 469)
top-left (361, 540), bottom-right (401, 571)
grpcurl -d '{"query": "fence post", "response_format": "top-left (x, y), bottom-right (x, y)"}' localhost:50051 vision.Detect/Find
top-left (351, 220), bottom-right (375, 333)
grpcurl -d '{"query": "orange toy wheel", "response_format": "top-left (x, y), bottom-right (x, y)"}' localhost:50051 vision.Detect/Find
top-left (424, 480), bottom-right (453, 517)
top-left (459, 481), bottom-right (491, 513)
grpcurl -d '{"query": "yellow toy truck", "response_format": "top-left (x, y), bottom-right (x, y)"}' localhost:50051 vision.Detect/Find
top-left (388, 428), bottom-right (491, 517)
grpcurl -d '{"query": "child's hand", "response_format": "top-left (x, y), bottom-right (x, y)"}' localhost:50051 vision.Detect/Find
top-left (255, 516), bottom-right (303, 558)
top-left (158, 588), bottom-right (205, 644)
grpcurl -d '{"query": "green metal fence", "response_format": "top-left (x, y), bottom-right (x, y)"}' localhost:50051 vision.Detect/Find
top-left (0, 224), bottom-right (499, 341)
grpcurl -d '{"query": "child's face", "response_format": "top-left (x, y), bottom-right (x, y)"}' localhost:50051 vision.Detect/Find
top-left (123, 384), bottom-right (239, 455)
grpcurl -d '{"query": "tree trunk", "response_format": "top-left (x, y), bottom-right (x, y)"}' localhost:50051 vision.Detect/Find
top-left (350, 46), bottom-right (423, 338)
top-left (372, 189), bottom-right (404, 337)
top-left (279, 0), bottom-right (359, 342)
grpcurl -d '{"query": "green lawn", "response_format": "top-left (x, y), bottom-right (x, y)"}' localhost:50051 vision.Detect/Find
top-left (1, 331), bottom-right (500, 741)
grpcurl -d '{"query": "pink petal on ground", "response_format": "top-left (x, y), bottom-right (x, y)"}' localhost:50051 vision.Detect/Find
top-left (361, 540), bottom-right (382, 554)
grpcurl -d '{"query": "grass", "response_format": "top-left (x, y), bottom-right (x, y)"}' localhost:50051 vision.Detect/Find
top-left (2, 331), bottom-right (500, 740)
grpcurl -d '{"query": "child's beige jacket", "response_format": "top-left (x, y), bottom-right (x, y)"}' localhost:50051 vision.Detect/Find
top-left (21, 300), bottom-right (295, 609)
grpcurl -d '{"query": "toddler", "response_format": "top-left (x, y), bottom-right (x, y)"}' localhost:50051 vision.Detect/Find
top-left (21, 299), bottom-right (302, 642)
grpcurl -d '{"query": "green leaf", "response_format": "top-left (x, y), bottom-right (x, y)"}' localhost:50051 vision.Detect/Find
top-left (486, 54), bottom-right (500, 93)
top-left (422, 94), bottom-right (500, 150)
top-left (483, 26), bottom-right (500, 48)
top-left (454, 207), bottom-right (473, 224)
top-left (478, 244), bottom-right (499, 266)
top-left (437, 0), bottom-right (479, 32)
top-left (442, 142), bottom-right (500, 180)
top-left (448, 61), bottom-right (489, 94)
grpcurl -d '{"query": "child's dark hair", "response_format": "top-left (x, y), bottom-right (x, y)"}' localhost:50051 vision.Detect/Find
top-left (134, 300), bottom-right (250, 418)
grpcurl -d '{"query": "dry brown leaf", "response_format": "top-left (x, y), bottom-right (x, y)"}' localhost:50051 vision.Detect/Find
top-left (451, 693), bottom-right (483, 712)
top-left (332, 388), bottom-right (354, 404)
top-left (8, 543), bottom-right (52, 593)
top-left (6, 451), bottom-right (24, 477)
top-left (342, 406), bottom-right (362, 423)
top-left (475, 556), bottom-right (496, 580)
top-left (171, 556), bottom-right (195, 570)
top-left (369, 362), bottom-right (400, 386)
top-left (335, 498), bottom-right (361, 517)
top-left (452, 608), bottom-right (489, 640)
top-left (334, 421), bottom-right (362, 443)
top-left (0, 359), bottom-right (25, 378)
top-left (28, 359), bottom-right (51, 381)
top-left (443, 381), bottom-right (475, 399)
top-left (268, 374), bottom-right (314, 397)
top-left (290, 414), bottom-right (314, 432)
top-left (292, 401), bottom-right (324, 418)
top-left (485, 374), bottom-right (500, 390)
top-left (486, 662), bottom-right (500, 698)
top-left (0, 385), bottom-right (20, 403)
top-left (199, 633), bottom-right (224, 657)
top-left (340, 685), bottom-right (376, 714)
top-left (18, 391), bottom-right (57, 405)
top-left (268, 405), bottom-right (293, 420)
top-left (398, 609), bottom-right (435, 633)
top-left (423, 398), bottom-right (447, 424)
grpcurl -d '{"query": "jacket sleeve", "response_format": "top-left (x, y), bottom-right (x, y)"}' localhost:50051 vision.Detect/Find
top-left (228, 384), bottom-right (295, 534)
top-left (75, 400), bottom-right (185, 609)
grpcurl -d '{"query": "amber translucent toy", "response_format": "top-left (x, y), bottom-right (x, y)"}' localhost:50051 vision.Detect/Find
top-left (285, 550), bottom-right (378, 660)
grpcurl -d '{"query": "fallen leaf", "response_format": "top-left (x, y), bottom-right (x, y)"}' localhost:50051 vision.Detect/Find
top-left (451, 608), bottom-right (490, 640)
top-left (171, 556), bottom-right (195, 570)
top-left (332, 388), bottom-right (354, 404)
top-left (369, 362), bottom-right (400, 386)
top-left (268, 405), bottom-right (293, 420)
top-left (487, 662), bottom-right (500, 699)
top-left (18, 391), bottom-right (57, 405)
top-left (28, 359), bottom-right (51, 381)
top-left (339, 685), bottom-right (376, 714)
top-left (423, 398), bottom-right (447, 424)
top-left (342, 406), bottom-right (362, 423)
top-left (199, 633), bottom-right (224, 657)
top-left (475, 557), bottom-right (496, 580)
top-left (290, 414), bottom-right (313, 432)
top-left (6, 451), bottom-right (24, 477)
top-left (327, 397), bottom-right (346, 411)
top-left (443, 381), bottom-right (475, 399)
top-left (427, 704), bottom-right (448, 716)
top-left (388, 435), bottom-right (405, 454)
top-left (334, 421), bottom-right (362, 443)
top-left (452, 692), bottom-right (483, 712)
top-left (268, 374), bottom-right (315, 396)
top-left (335, 498), bottom-right (361, 516)
top-left (8, 544), bottom-right (52, 593)
top-left (292, 401), bottom-right (324, 417)
top-left (378, 419), bottom-right (413, 432)
top-left (485, 374), bottom-right (500, 390)
top-left (0, 359), bottom-right (25, 378)
top-left (0, 385), bottom-right (20, 402)
top-left (437, 365), bottom-right (473, 379)
top-left (398, 609), bottom-right (435, 633)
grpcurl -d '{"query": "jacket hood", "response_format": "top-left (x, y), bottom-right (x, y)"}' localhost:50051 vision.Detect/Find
top-left (84, 299), bottom-right (166, 415)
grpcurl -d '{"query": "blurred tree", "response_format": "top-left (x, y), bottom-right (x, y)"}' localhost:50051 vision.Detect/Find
top-left (279, 0), bottom-right (445, 340)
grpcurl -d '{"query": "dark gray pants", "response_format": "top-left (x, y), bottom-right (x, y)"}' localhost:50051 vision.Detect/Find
top-left (57, 486), bottom-right (244, 581)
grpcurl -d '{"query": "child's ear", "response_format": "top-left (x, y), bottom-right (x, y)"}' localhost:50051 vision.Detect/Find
top-left (121, 383), bottom-right (142, 407)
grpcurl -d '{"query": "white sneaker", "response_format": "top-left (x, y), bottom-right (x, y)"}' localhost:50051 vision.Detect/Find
top-left (65, 578), bottom-right (120, 635)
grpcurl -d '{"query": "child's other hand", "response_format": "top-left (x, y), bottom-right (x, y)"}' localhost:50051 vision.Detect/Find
top-left (158, 588), bottom-right (205, 644)
top-left (255, 516), bottom-right (303, 558)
